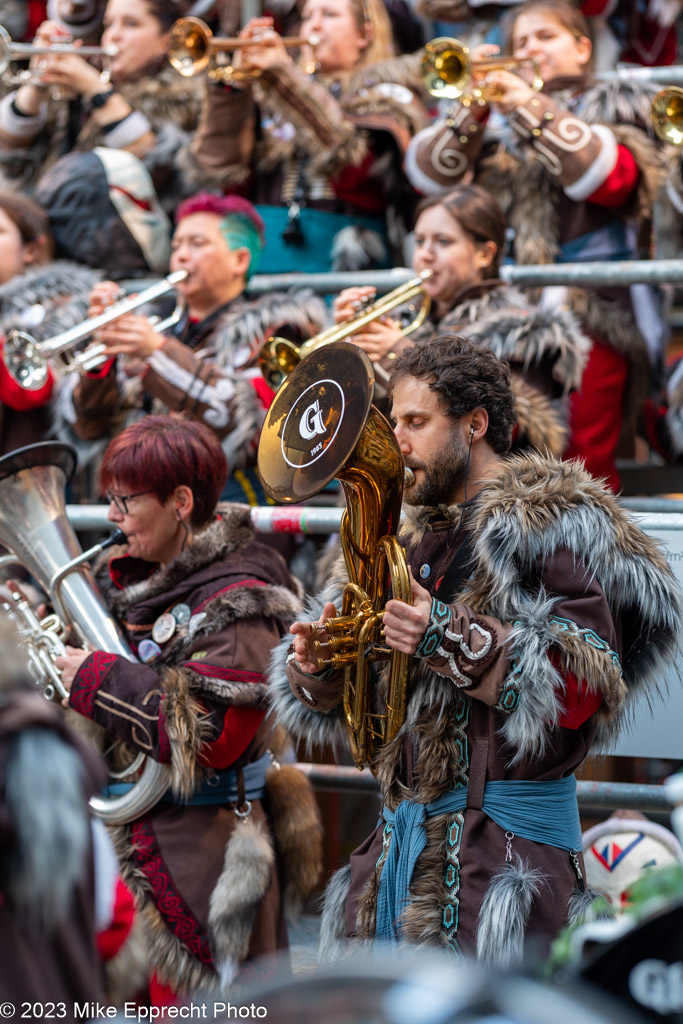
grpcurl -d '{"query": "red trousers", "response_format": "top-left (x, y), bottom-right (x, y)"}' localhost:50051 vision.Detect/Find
top-left (565, 340), bottom-right (629, 494)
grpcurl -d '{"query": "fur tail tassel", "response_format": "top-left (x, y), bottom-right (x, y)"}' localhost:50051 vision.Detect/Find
top-left (476, 856), bottom-right (544, 969)
top-left (208, 816), bottom-right (274, 988)
top-left (318, 864), bottom-right (353, 966)
top-left (567, 886), bottom-right (616, 927)
top-left (266, 763), bottom-right (324, 916)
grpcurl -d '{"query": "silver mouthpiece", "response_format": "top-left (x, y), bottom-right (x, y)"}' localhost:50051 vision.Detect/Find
top-left (404, 467), bottom-right (415, 488)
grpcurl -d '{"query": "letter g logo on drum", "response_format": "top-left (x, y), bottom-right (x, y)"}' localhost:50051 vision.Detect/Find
top-left (299, 399), bottom-right (326, 440)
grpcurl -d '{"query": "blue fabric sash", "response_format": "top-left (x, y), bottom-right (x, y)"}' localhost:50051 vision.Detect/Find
top-left (254, 205), bottom-right (390, 275)
top-left (558, 221), bottom-right (635, 264)
top-left (102, 751), bottom-right (270, 807)
top-left (375, 774), bottom-right (582, 945)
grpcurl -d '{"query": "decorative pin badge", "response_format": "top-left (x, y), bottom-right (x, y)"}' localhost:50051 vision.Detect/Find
top-left (152, 612), bottom-right (176, 644)
top-left (138, 638), bottom-right (162, 663)
top-left (188, 611), bottom-right (207, 636)
top-left (171, 603), bottom-right (191, 625)
top-left (419, 564), bottom-right (431, 579)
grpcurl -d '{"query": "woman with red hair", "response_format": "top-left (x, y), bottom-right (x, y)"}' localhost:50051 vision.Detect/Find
top-left (55, 413), bottom-right (322, 998)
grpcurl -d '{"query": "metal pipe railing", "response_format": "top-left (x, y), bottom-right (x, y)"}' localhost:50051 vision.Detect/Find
top-left (65, 505), bottom-right (683, 534)
top-left (246, 260), bottom-right (683, 295)
top-left (596, 64), bottom-right (683, 85)
top-left (294, 763), bottom-right (674, 815)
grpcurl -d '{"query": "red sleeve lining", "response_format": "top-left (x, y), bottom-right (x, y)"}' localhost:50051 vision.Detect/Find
top-left (586, 145), bottom-right (640, 208)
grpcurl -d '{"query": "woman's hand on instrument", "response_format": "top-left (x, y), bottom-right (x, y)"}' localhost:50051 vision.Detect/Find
top-left (234, 16), bottom-right (291, 73)
top-left (88, 281), bottom-right (124, 319)
top-left (95, 313), bottom-right (164, 360)
top-left (486, 69), bottom-right (537, 114)
top-left (350, 319), bottom-right (403, 362)
top-left (37, 49), bottom-right (105, 98)
top-left (290, 601), bottom-right (338, 674)
top-left (383, 569), bottom-right (432, 655)
top-left (333, 286), bottom-right (376, 324)
top-left (54, 644), bottom-right (89, 696)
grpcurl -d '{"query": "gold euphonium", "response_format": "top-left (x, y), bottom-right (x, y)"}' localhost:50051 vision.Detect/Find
top-left (259, 269), bottom-right (433, 392)
top-left (257, 342), bottom-right (412, 769)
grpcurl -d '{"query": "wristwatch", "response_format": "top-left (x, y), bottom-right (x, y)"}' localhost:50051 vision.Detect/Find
top-left (89, 90), bottom-right (115, 110)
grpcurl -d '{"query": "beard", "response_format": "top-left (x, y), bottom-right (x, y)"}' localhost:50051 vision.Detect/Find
top-left (404, 427), bottom-right (470, 507)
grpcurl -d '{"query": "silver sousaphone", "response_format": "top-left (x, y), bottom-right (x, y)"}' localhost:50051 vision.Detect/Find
top-left (0, 442), bottom-right (170, 824)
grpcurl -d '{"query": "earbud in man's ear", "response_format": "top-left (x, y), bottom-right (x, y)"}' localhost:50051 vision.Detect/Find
top-left (176, 510), bottom-right (182, 521)
top-left (470, 425), bottom-right (475, 437)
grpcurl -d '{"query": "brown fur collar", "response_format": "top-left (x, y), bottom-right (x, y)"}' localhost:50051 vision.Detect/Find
top-left (104, 503), bottom-right (258, 613)
top-left (509, 374), bottom-right (567, 457)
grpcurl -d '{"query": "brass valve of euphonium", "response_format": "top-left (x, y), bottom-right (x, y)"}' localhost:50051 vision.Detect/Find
top-left (651, 86), bottom-right (683, 146)
top-left (421, 36), bottom-right (543, 103)
top-left (259, 269), bottom-right (433, 392)
top-left (2, 269), bottom-right (188, 392)
top-left (168, 16), bottom-right (319, 81)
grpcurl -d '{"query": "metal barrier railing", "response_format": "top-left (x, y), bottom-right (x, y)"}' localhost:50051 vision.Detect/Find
top-left (65, 505), bottom-right (683, 533)
top-left (596, 64), bottom-right (683, 85)
top-left (295, 763), bottom-right (674, 815)
top-left (246, 260), bottom-right (683, 295)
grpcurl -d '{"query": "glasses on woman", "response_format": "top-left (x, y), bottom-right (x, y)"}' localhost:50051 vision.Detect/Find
top-left (106, 490), bottom-right (153, 515)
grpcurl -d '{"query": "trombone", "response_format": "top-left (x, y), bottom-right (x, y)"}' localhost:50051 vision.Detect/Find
top-left (651, 86), bottom-right (683, 146)
top-left (421, 37), bottom-right (543, 104)
top-left (0, 25), bottom-right (117, 85)
top-left (3, 270), bottom-right (188, 392)
top-left (168, 16), bottom-right (319, 83)
top-left (259, 269), bottom-right (433, 391)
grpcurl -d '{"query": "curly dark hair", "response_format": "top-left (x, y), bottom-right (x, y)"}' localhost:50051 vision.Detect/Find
top-left (389, 335), bottom-right (517, 454)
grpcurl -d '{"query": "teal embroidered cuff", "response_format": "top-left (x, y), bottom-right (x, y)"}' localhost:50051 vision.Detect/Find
top-left (416, 598), bottom-right (451, 658)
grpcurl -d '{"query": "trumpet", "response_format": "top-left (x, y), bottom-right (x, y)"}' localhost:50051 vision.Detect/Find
top-left (168, 16), bottom-right (319, 83)
top-left (651, 86), bottom-right (683, 145)
top-left (421, 37), bottom-right (543, 103)
top-left (0, 25), bottom-right (117, 85)
top-left (2, 270), bottom-right (188, 392)
top-left (259, 269), bottom-right (433, 391)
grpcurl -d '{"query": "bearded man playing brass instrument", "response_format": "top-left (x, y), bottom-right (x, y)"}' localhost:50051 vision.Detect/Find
top-left (269, 335), bottom-right (682, 966)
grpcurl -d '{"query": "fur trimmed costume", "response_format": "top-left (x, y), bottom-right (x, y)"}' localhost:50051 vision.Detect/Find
top-left (0, 67), bottom-right (202, 212)
top-left (377, 280), bottom-right (591, 456)
top-left (0, 260), bottom-right (101, 456)
top-left (183, 55), bottom-right (430, 271)
top-left (0, 621), bottom-right (141, 1005)
top-left (269, 452), bottom-right (681, 966)
top-left (67, 504), bottom-right (323, 994)
top-left (405, 76), bottom-right (665, 490)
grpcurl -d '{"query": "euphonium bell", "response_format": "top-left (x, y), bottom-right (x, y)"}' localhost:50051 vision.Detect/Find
top-left (651, 86), bottom-right (683, 146)
top-left (0, 442), bottom-right (170, 824)
top-left (259, 269), bottom-right (433, 392)
top-left (257, 342), bottom-right (413, 770)
top-left (421, 36), bottom-right (543, 103)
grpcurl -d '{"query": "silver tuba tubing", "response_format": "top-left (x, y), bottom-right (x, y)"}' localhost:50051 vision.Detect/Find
top-left (3, 269), bottom-right (188, 392)
top-left (0, 442), bottom-right (170, 825)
